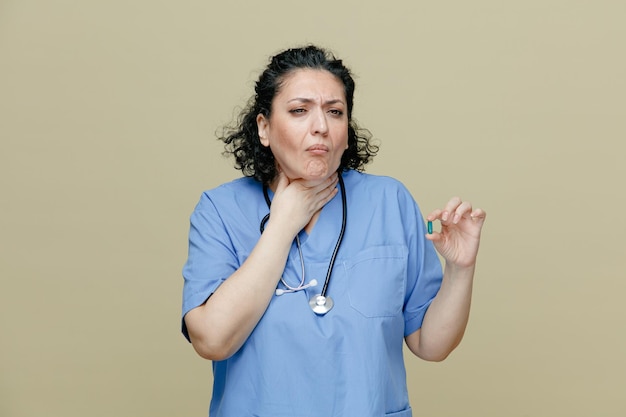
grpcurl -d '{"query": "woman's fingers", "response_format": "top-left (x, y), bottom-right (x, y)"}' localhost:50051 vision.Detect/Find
top-left (451, 201), bottom-right (473, 224)
top-left (427, 196), bottom-right (464, 223)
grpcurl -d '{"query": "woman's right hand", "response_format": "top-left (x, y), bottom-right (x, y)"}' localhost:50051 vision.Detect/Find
top-left (267, 170), bottom-right (339, 236)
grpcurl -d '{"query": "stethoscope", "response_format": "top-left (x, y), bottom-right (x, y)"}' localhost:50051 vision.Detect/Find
top-left (259, 173), bottom-right (346, 315)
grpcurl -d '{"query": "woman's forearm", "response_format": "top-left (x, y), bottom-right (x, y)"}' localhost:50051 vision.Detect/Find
top-left (407, 262), bottom-right (475, 361)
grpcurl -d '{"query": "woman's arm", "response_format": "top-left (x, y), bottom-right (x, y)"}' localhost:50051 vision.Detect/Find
top-left (184, 173), bottom-right (338, 361)
top-left (184, 220), bottom-right (296, 361)
top-left (405, 197), bottom-right (486, 361)
top-left (405, 263), bottom-right (474, 361)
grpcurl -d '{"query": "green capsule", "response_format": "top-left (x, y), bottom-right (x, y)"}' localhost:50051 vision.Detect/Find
top-left (427, 220), bottom-right (433, 234)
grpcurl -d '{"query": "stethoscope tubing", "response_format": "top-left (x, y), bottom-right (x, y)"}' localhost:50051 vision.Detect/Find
top-left (320, 174), bottom-right (346, 297)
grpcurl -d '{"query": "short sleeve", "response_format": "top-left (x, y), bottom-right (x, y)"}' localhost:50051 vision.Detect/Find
top-left (401, 192), bottom-right (443, 336)
top-left (180, 192), bottom-right (240, 341)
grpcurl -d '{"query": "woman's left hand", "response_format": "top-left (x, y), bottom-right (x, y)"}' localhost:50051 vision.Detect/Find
top-left (426, 197), bottom-right (486, 269)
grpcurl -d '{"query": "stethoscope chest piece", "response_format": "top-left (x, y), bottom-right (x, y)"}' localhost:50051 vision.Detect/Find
top-left (309, 294), bottom-right (334, 315)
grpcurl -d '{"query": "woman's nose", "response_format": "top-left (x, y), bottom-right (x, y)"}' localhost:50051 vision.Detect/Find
top-left (311, 110), bottom-right (329, 135)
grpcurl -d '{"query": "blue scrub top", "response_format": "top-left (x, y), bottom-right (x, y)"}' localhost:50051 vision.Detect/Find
top-left (182, 170), bottom-right (443, 417)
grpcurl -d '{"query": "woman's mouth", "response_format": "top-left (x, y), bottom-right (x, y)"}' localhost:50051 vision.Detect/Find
top-left (307, 144), bottom-right (329, 154)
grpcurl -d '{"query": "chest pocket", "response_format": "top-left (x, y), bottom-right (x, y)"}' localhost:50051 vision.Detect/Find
top-left (344, 245), bottom-right (408, 318)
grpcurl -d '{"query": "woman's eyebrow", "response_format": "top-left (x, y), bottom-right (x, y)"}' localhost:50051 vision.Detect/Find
top-left (287, 97), bottom-right (346, 105)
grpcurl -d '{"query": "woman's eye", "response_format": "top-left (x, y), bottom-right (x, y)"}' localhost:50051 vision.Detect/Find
top-left (289, 108), bottom-right (306, 114)
top-left (329, 109), bottom-right (344, 116)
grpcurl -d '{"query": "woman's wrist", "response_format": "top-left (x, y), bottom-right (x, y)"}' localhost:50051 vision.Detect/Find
top-left (443, 261), bottom-right (476, 279)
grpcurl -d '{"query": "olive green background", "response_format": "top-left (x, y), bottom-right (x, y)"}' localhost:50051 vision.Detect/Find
top-left (1, 1), bottom-right (625, 416)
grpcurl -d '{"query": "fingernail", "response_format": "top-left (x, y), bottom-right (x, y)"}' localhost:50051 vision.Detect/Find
top-left (442, 212), bottom-right (449, 221)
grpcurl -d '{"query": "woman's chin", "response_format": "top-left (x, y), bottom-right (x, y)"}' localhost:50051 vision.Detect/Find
top-left (305, 160), bottom-right (331, 178)
top-left (280, 160), bottom-right (338, 185)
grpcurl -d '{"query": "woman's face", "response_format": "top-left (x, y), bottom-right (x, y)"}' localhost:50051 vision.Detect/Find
top-left (257, 69), bottom-right (349, 184)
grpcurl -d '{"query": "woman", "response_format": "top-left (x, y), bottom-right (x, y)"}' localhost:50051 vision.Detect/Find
top-left (182, 45), bottom-right (486, 417)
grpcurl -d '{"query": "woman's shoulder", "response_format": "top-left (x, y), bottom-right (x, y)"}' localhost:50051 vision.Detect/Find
top-left (195, 177), bottom-right (262, 209)
top-left (203, 176), bottom-right (260, 196)
top-left (342, 170), bottom-right (423, 225)
top-left (343, 169), bottom-right (411, 194)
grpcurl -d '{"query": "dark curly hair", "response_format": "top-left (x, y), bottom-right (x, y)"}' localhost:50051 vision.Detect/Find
top-left (218, 45), bottom-right (378, 185)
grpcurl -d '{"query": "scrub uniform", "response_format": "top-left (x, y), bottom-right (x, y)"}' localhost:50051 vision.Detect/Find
top-left (182, 170), bottom-right (443, 417)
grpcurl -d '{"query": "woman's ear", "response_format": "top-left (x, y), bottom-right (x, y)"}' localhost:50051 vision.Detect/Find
top-left (256, 114), bottom-right (269, 147)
